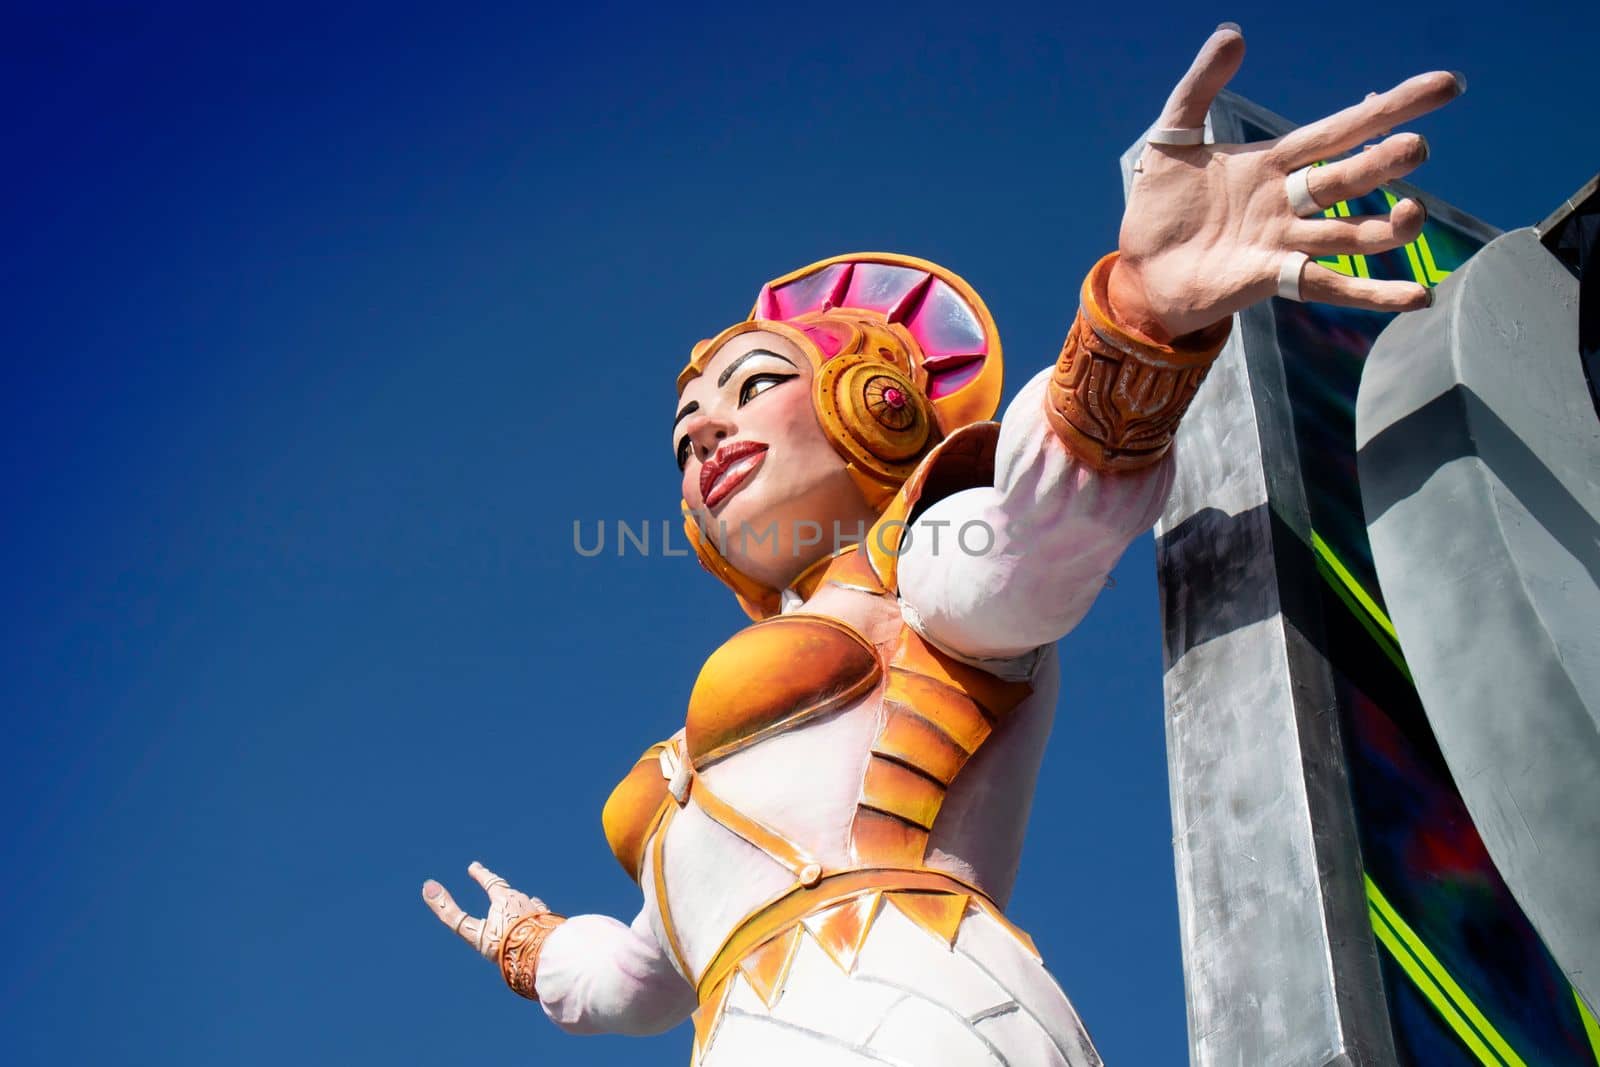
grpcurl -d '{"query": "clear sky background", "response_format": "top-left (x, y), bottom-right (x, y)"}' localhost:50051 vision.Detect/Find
top-left (3, 2), bottom-right (1594, 1064)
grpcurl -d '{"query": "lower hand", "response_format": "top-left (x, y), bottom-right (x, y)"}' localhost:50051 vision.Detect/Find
top-left (422, 861), bottom-right (546, 962)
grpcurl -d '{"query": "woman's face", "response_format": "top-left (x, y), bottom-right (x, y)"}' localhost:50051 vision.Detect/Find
top-left (674, 330), bottom-right (878, 592)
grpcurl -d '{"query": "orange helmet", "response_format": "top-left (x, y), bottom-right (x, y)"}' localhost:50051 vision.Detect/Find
top-left (678, 253), bottom-right (1003, 619)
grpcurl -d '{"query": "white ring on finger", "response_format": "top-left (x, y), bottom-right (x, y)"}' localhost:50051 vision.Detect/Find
top-left (1285, 166), bottom-right (1323, 218)
top-left (1146, 126), bottom-right (1206, 146)
top-left (1278, 252), bottom-right (1311, 302)
top-left (482, 878), bottom-right (508, 893)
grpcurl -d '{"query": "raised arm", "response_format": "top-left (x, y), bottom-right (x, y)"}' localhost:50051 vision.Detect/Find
top-left (900, 24), bottom-right (1461, 664)
top-left (421, 862), bottom-right (694, 1037)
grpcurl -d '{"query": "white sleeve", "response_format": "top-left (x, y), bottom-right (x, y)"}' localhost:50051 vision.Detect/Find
top-left (896, 364), bottom-right (1174, 661)
top-left (534, 904), bottom-right (696, 1036)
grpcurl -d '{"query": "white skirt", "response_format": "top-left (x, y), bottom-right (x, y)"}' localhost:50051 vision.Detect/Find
top-left (695, 898), bottom-right (1103, 1067)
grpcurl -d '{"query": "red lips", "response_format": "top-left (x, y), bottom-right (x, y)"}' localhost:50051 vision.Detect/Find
top-left (699, 440), bottom-right (769, 509)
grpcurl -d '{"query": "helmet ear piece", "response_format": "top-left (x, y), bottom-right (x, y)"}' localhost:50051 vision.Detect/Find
top-left (814, 352), bottom-right (935, 502)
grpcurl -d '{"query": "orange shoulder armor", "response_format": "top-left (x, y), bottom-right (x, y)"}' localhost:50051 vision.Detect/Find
top-left (864, 419), bottom-right (1001, 592)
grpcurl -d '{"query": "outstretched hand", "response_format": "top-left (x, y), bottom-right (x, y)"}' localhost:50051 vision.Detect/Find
top-left (422, 861), bottom-right (546, 962)
top-left (1109, 24), bottom-right (1463, 342)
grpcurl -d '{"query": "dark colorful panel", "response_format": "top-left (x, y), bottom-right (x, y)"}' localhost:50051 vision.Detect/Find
top-left (1239, 114), bottom-right (1600, 1067)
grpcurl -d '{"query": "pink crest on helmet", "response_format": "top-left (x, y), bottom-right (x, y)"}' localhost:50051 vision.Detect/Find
top-left (758, 256), bottom-right (994, 404)
top-left (764, 263), bottom-right (850, 320)
top-left (840, 263), bottom-right (924, 313)
top-left (924, 354), bottom-right (985, 398)
top-left (755, 285), bottom-right (781, 319)
top-left (903, 280), bottom-right (988, 359)
top-left (799, 323), bottom-right (848, 359)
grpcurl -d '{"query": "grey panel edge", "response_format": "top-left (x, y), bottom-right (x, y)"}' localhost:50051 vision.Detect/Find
top-left (1128, 90), bottom-right (1400, 1067)
top-left (1357, 227), bottom-right (1600, 1013)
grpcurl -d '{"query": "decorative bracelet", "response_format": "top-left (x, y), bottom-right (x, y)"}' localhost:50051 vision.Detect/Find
top-left (498, 910), bottom-right (567, 1001)
top-left (1045, 253), bottom-right (1232, 471)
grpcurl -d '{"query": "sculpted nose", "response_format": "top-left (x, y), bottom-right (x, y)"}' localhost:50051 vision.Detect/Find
top-left (684, 413), bottom-right (734, 463)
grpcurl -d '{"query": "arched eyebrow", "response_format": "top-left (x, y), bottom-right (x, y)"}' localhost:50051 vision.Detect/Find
top-left (717, 348), bottom-right (795, 387)
top-left (673, 349), bottom-right (797, 433)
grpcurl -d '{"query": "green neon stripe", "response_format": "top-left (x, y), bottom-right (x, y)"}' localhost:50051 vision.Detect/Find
top-left (1416, 232), bottom-right (1451, 283)
top-left (1382, 189), bottom-right (1451, 285)
top-left (1398, 231), bottom-right (1428, 287)
top-left (1367, 876), bottom-right (1529, 1067)
top-left (1576, 988), bottom-right (1600, 1065)
top-left (1326, 200), bottom-right (1373, 278)
top-left (1317, 201), bottom-right (1355, 277)
top-left (1316, 558), bottom-right (1412, 682)
top-left (1308, 532), bottom-right (1398, 642)
top-left (1307, 531), bottom-right (1412, 681)
top-left (1319, 251), bottom-right (1356, 277)
top-left (1380, 190), bottom-right (1427, 286)
top-left (1370, 902), bottom-right (1504, 1066)
top-left (1402, 240), bottom-right (1428, 286)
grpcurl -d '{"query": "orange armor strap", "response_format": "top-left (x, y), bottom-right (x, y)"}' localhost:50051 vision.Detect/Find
top-left (1046, 252), bottom-right (1231, 472)
top-left (851, 626), bottom-right (1033, 866)
top-left (499, 910), bottom-right (567, 1001)
top-left (687, 771), bottom-right (825, 887)
top-left (788, 541), bottom-right (887, 601)
top-left (649, 803), bottom-right (693, 978)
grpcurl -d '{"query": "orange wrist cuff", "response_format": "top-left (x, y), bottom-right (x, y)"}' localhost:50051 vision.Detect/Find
top-left (1045, 253), bottom-right (1231, 472)
top-left (499, 910), bottom-right (567, 1001)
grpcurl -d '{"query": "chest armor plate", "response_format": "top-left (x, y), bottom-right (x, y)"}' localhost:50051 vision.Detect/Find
top-left (685, 613), bottom-right (882, 767)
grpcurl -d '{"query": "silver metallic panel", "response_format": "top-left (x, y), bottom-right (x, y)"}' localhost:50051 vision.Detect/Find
top-left (1357, 226), bottom-right (1600, 1014)
top-left (1135, 90), bottom-right (1399, 1067)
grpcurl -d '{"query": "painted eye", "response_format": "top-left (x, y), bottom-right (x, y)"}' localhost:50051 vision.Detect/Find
top-left (676, 437), bottom-right (692, 471)
top-left (739, 373), bottom-right (796, 406)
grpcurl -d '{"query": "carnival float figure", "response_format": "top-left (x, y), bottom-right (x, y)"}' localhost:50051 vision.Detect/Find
top-left (422, 27), bottom-right (1464, 1066)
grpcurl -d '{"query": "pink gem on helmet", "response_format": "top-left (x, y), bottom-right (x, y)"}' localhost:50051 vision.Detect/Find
top-left (882, 386), bottom-right (907, 409)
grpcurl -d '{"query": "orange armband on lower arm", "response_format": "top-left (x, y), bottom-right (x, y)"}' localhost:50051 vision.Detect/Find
top-left (500, 910), bottom-right (567, 1001)
top-left (1045, 253), bottom-right (1232, 472)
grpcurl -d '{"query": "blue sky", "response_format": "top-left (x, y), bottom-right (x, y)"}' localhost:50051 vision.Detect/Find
top-left (3, 2), bottom-right (1594, 1063)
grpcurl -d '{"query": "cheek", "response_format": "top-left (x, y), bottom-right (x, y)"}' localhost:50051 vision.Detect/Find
top-left (678, 377), bottom-right (838, 512)
top-left (765, 384), bottom-right (829, 461)
top-left (681, 463), bottom-right (699, 506)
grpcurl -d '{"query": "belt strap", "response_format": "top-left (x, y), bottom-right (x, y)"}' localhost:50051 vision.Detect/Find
top-left (694, 866), bottom-right (1000, 1002)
